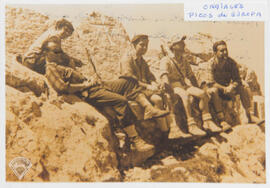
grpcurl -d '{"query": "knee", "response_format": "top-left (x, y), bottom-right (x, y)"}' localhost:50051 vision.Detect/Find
top-left (207, 87), bottom-right (218, 95)
top-left (118, 96), bottom-right (128, 105)
top-left (174, 87), bottom-right (189, 101)
top-left (150, 94), bottom-right (163, 105)
top-left (197, 90), bottom-right (208, 99)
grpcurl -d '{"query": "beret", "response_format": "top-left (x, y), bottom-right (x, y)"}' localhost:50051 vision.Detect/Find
top-left (131, 34), bottom-right (149, 44)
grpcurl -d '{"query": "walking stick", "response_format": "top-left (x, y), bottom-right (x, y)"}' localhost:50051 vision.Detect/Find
top-left (75, 31), bottom-right (102, 81)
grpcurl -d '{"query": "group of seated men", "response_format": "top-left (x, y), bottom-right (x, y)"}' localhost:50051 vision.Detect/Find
top-left (19, 18), bottom-right (260, 156)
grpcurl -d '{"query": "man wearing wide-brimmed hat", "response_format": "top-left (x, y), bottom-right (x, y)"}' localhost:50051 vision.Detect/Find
top-left (160, 35), bottom-right (222, 138)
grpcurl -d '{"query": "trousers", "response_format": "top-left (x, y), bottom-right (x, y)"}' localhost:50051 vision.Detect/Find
top-left (80, 85), bottom-right (135, 128)
top-left (207, 84), bottom-right (252, 114)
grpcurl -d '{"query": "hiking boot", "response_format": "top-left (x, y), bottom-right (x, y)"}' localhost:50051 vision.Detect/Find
top-left (189, 123), bottom-right (207, 136)
top-left (130, 136), bottom-right (155, 153)
top-left (144, 105), bottom-right (169, 120)
top-left (168, 122), bottom-right (192, 139)
top-left (187, 117), bottom-right (206, 136)
top-left (247, 113), bottom-right (263, 125)
top-left (202, 113), bottom-right (222, 133)
top-left (119, 136), bottom-right (155, 167)
top-left (220, 121), bottom-right (232, 131)
top-left (203, 120), bottom-right (222, 133)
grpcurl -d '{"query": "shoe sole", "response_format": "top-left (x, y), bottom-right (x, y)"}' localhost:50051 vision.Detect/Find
top-left (144, 111), bottom-right (170, 120)
top-left (204, 127), bottom-right (222, 133)
top-left (189, 131), bottom-right (207, 137)
top-left (168, 132), bottom-right (192, 139)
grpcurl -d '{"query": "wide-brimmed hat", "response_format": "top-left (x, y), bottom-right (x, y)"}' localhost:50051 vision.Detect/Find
top-left (167, 35), bottom-right (187, 49)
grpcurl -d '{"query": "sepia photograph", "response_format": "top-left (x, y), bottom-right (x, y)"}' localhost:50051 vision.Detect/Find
top-left (5, 3), bottom-right (265, 183)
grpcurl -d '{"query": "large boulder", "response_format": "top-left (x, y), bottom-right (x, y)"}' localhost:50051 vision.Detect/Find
top-left (6, 59), bottom-right (48, 97)
top-left (62, 12), bottom-right (133, 81)
top-left (6, 85), bottom-right (121, 181)
top-left (5, 6), bottom-right (163, 175)
top-left (5, 6), bottom-right (265, 183)
top-left (124, 124), bottom-right (265, 183)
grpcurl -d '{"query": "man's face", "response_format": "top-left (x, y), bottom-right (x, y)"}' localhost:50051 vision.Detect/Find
top-left (216, 44), bottom-right (228, 61)
top-left (59, 26), bottom-right (73, 39)
top-left (171, 42), bottom-right (185, 60)
top-left (135, 39), bottom-right (148, 56)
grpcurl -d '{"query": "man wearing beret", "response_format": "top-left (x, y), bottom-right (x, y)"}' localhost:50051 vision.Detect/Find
top-left (160, 35), bottom-right (222, 137)
top-left (106, 34), bottom-right (170, 133)
top-left (43, 28), bottom-right (156, 158)
top-left (199, 40), bottom-right (260, 125)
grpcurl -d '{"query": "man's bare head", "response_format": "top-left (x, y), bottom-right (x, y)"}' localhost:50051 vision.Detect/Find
top-left (213, 40), bottom-right (228, 61)
top-left (55, 18), bottom-right (74, 39)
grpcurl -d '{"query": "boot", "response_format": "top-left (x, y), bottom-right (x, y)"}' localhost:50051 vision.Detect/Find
top-left (123, 124), bottom-right (155, 166)
top-left (220, 121), bottom-right (232, 131)
top-left (124, 125), bottom-right (155, 153)
top-left (202, 113), bottom-right (222, 133)
top-left (144, 105), bottom-right (169, 120)
top-left (187, 117), bottom-right (207, 136)
top-left (216, 112), bottom-right (231, 131)
top-left (136, 94), bottom-right (169, 120)
top-left (168, 113), bottom-right (192, 139)
top-left (246, 111), bottom-right (264, 125)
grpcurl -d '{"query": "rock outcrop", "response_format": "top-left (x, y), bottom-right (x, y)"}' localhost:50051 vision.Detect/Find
top-left (124, 124), bottom-right (265, 183)
top-left (6, 85), bottom-right (121, 182)
top-left (5, 6), bottom-right (265, 183)
top-left (62, 12), bottom-right (132, 81)
top-left (6, 59), bottom-right (48, 97)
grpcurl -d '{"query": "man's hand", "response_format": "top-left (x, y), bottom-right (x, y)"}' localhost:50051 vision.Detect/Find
top-left (81, 81), bottom-right (94, 90)
top-left (88, 73), bottom-right (102, 87)
top-left (213, 83), bottom-right (226, 90)
top-left (146, 83), bottom-right (159, 91)
top-left (224, 84), bottom-right (236, 95)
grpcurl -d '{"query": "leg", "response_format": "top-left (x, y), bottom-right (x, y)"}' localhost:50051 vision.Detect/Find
top-left (186, 86), bottom-right (210, 114)
top-left (174, 87), bottom-right (192, 118)
top-left (103, 78), bottom-right (139, 100)
top-left (150, 94), bottom-right (169, 132)
top-left (187, 86), bottom-right (221, 133)
top-left (86, 87), bottom-right (154, 153)
top-left (236, 85), bottom-right (261, 123)
top-left (174, 87), bottom-right (206, 136)
top-left (207, 87), bottom-right (231, 131)
top-left (162, 92), bottom-right (192, 139)
top-left (136, 93), bottom-right (169, 120)
top-left (86, 87), bottom-right (130, 127)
